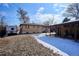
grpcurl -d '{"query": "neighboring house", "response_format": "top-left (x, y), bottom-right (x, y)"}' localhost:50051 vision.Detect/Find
top-left (6, 25), bottom-right (17, 35)
top-left (20, 23), bottom-right (50, 34)
top-left (50, 20), bottom-right (79, 40)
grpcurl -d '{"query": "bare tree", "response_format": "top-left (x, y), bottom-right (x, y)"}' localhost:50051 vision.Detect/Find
top-left (63, 3), bottom-right (79, 20)
top-left (0, 15), bottom-right (6, 26)
top-left (63, 17), bottom-right (70, 23)
top-left (43, 17), bottom-right (54, 25)
top-left (43, 20), bottom-right (50, 25)
top-left (0, 15), bottom-right (6, 37)
top-left (17, 8), bottom-right (30, 24)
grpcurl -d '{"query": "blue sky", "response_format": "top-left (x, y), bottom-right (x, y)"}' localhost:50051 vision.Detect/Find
top-left (0, 3), bottom-right (69, 26)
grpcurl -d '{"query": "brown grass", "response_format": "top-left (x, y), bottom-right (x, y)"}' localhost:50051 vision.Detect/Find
top-left (0, 35), bottom-right (60, 56)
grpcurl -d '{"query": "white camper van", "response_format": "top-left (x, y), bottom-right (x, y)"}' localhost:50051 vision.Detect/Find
top-left (6, 26), bottom-right (17, 35)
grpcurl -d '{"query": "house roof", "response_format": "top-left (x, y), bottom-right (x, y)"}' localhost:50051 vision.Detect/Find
top-left (20, 23), bottom-right (49, 27)
top-left (20, 19), bottom-right (79, 27)
top-left (50, 20), bottom-right (79, 26)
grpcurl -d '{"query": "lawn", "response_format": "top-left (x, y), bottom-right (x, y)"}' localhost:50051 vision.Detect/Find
top-left (0, 35), bottom-right (60, 56)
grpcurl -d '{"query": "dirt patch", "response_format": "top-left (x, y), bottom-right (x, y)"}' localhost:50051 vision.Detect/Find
top-left (0, 35), bottom-right (60, 56)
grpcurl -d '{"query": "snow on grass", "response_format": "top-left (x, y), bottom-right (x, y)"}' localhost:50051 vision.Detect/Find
top-left (33, 35), bottom-right (69, 56)
top-left (37, 33), bottom-right (46, 37)
top-left (36, 34), bottom-right (79, 56)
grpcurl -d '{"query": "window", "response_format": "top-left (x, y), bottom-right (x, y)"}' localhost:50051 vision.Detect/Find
top-left (78, 23), bottom-right (79, 27)
top-left (27, 25), bottom-right (29, 28)
top-left (11, 28), bottom-right (14, 30)
top-left (33, 26), bottom-right (35, 28)
top-left (37, 26), bottom-right (39, 28)
top-left (64, 24), bottom-right (68, 27)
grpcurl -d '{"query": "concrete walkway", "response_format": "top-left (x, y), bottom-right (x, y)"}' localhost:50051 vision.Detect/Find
top-left (36, 34), bottom-right (79, 56)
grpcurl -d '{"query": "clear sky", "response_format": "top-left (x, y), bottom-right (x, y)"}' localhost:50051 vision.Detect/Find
top-left (0, 3), bottom-right (69, 26)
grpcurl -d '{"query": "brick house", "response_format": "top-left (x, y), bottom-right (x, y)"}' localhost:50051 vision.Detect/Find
top-left (20, 23), bottom-right (50, 34)
top-left (50, 20), bottom-right (79, 40)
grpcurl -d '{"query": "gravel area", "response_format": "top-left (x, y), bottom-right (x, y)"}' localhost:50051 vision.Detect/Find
top-left (0, 35), bottom-right (60, 56)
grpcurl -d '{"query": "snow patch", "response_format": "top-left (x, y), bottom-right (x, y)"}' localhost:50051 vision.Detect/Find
top-left (37, 33), bottom-right (46, 37)
top-left (33, 36), bottom-right (69, 56)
